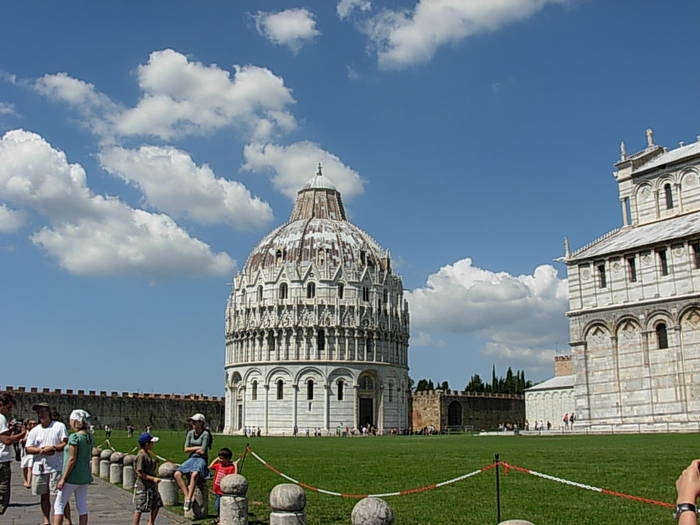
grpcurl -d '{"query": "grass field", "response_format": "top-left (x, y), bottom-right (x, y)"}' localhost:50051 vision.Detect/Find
top-left (103, 430), bottom-right (695, 524)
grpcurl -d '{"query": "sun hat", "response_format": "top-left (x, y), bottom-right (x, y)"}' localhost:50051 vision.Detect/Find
top-left (138, 432), bottom-right (159, 446)
top-left (32, 402), bottom-right (51, 411)
top-left (189, 413), bottom-right (206, 422)
top-left (69, 409), bottom-right (91, 423)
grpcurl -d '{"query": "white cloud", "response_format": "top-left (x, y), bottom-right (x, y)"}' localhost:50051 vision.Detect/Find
top-left (254, 8), bottom-right (321, 53)
top-left (406, 258), bottom-right (568, 368)
top-left (35, 50), bottom-right (296, 142)
top-left (0, 204), bottom-right (26, 233)
top-left (0, 129), bottom-right (234, 278)
top-left (99, 145), bottom-right (273, 231)
top-left (337, 0), bottom-right (372, 19)
top-left (242, 141), bottom-right (365, 200)
top-left (365, 0), bottom-right (567, 69)
top-left (0, 102), bottom-right (18, 116)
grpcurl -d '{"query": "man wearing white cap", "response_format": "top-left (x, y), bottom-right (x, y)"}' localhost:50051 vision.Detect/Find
top-left (174, 413), bottom-right (212, 511)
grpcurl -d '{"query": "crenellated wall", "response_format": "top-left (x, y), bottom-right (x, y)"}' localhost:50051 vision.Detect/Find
top-left (410, 390), bottom-right (524, 432)
top-left (2, 386), bottom-right (225, 431)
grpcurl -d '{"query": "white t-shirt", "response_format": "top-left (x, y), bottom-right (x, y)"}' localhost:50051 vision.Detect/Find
top-left (0, 413), bottom-right (10, 463)
top-left (26, 421), bottom-right (67, 474)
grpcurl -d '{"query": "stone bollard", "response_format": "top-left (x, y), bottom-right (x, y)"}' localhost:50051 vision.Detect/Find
top-left (91, 447), bottom-right (102, 477)
top-left (269, 483), bottom-right (306, 525)
top-left (351, 497), bottom-right (394, 525)
top-left (219, 474), bottom-right (248, 525)
top-left (109, 452), bottom-right (124, 484)
top-left (184, 474), bottom-right (209, 520)
top-left (157, 462), bottom-right (179, 507)
top-left (498, 521), bottom-right (535, 525)
top-left (99, 449), bottom-right (112, 479)
top-left (122, 454), bottom-right (136, 490)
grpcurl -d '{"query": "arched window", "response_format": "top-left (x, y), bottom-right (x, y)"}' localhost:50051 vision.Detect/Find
top-left (307, 282), bottom-right (316, 299)
top-left (388, 384), bottom-right (393, 402)
top-left (257, 285), bottom-right (263, 301)
top-left (383, 289), bottom-right (388, 303)
top-left (317, 329), bottom-right (325, 351)
top-left (337, 283), bottom-right (344, 299)
top-left (360, 251), bottom-right (366, 265)
top-left (241, 289), bottom-right (246, 304)
top-left (307, 380), bottom-right (314, 400)
top-left (366, 336), bottom-right (373, 355)
top-left (252, 380), bottom-right (258, 401)
top-left (664, 183), bottom-right (674, 209)
top-left (279, 283), bottom-right (288, 299)
top-left (275, 249), bottom-right (283, 263)
top-left (656, 323), bottom-right (669, 349)
top-left (359, 376), bottom-right (374, 390)
top-left (276, 379), bottom-right (284, 400)
top-left (362, 287), bottom-right (370, 302)
top-left (337, 380), bottom-right (344, 401)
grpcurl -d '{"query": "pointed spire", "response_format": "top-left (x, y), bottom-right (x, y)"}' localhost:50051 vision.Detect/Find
top-left (317, 162), bottom-right (323, 177)
top-left (564, 237), bottom-right (571, 258)
top-left (620, 141), bottom-right (627, 160)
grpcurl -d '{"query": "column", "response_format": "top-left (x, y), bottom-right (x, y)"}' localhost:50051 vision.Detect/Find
top-left (378, 385), bottom-right (384, 433)
top-left (353, 385), bottom-right (359, 430)
top-left (240, 386), bottom-right (246, 431)
top-left (620, 199), bottom-right (628, 226)
top-left (264, 384), bottom-right (270, 435)
top-left (292, 384), bottom-right (298, 431)
top-left (324, 384), bottom-right (330, 431)
top-left (654, 190), bottom-right (660, 218)
top-left (224, 387), bottom-right (231, 432)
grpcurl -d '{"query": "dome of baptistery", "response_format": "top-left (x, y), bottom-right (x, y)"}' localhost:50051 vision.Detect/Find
top-left (223, 167), bottom-right (410, 436)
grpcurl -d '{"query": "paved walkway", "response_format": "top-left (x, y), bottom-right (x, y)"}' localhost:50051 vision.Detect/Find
top-left (2, 461), bottom-right (190, 524)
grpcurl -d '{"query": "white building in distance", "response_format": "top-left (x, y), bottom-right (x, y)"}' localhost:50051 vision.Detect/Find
top-left (223, 168), bottom-right (410, 435)
top-left (563, 130), bottom-right (700, 432)
top-left (524, 356), bottom-right (574, 430)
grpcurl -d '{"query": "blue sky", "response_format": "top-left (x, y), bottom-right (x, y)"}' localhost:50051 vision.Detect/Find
top-left (2, 1), bottom-right (700, 396)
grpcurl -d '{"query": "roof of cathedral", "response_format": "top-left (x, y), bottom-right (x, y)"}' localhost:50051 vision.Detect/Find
top-left (632, 140), bottom-right (700, 175)
top-left (525, 374), bottom-right (574, 392)
top-left (241, 169), bottom-right (389, 275)
top-left (567, 210), bottom-right (700, 261)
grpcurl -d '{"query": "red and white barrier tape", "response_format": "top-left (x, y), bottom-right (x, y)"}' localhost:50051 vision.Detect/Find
top-left (500, 462), bottom-right (674, 509)
top-left (246, 447), bottom-right (497, 498)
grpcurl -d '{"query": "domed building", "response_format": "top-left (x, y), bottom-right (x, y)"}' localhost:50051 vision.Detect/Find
top-left (223, 168), bottom-right (410, 435)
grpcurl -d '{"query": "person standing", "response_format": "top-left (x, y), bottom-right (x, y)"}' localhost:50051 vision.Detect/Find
top-left (132, 432), bottom-right (162, 525)
top-left (0, 392), bottom-right (27, 515)
top-left (21, 418), bottom-right (37, 488)
top-left (25, 402), bottom-right (70, 525)
top-left (53, 410), bottom-right (93, 525)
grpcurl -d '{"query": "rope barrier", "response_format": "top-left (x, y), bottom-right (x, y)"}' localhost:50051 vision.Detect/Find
top-left (499, 462), bottom-right (674, 509)
top-left (246, 446), bottom-right (497, 498)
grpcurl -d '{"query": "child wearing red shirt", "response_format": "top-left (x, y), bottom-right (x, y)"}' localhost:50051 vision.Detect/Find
top-left (209, 448), bottom-right (238, 518)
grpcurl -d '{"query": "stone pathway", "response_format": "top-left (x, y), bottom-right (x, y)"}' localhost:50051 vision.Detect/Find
top-left (2, 461), bottom-right (191, 524)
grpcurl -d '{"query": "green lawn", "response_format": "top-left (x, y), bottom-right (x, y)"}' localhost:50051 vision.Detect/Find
top-left (102, 430), bottom-right (695, 524)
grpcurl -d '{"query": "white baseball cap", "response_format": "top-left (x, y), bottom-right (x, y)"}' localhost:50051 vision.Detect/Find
top-left (189, 413), bottom-right (206, 422)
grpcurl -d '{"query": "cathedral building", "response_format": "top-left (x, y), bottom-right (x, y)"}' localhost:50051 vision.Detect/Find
top-left (564, 130), bottom-right (700, 431)
top-left (222, 168), bottom-right (410, 435)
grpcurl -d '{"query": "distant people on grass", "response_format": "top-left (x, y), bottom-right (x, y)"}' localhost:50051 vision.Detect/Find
top-left (104, 425), bottom-right (112, 439)
top-left (570, 413), bottom-right (575, 427)
top-left (0, 392), bottom-right (27, 515)
top-left (563, 413), bottom-right (569, 429)
top-left (25, 402), bottom-right (71, 525)
top-left (53, 409), bottom-right (93, 525)
top-left (209, 447), bottom-right (239, 520)
top-left (174, 413), bottom-right (212, 512)
top-left (132, 432), bottom-right (162, 525)
top-left (127, 424), bottom-right (135, 438)
top-left (546, 420), bottom-right (551, 431)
